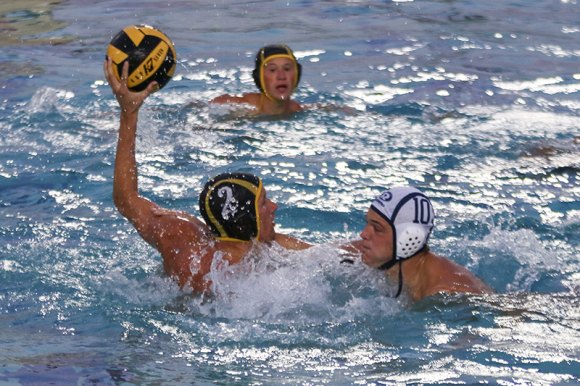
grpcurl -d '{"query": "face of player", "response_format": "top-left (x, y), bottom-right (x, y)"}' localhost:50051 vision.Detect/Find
top-left (257, 187), bottom-right (278, 243)
top-left (263, 57), bottom-right (297, 101)
top-left (359, 209), bottom-right (394, 268)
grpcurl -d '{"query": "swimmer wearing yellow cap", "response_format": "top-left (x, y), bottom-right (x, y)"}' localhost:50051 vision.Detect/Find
top-left (104, 58), bottom-right (311, 294)
top-left (211, 44), bottom-right (303, 116)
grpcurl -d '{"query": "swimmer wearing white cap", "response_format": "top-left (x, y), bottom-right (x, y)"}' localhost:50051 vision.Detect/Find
top-left (351, 186), bottom-right (492, 301)
top-left (211, 44), bottom-right (303, 116)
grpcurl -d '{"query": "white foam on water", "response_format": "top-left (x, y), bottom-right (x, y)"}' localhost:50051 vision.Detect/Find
top-left (28, 86), bottom-right (75, 114)
top-left (197, 242), bottom-right (403, 322)
top-left (476, 226), bottom-right (571, 292)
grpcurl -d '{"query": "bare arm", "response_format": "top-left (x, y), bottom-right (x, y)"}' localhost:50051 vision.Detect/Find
top-left (104, 59), bottom-right (160, 240)
top-left (210, 93), bottom-right (261, 106)
top-left (344, 239), bottom-right (363, 254)
top-left (210, 94), bottom-right (246, 104)
top-left (274, 233), bottom-right (312, 250)
top-left (104, 59), bottom-right (207, 250)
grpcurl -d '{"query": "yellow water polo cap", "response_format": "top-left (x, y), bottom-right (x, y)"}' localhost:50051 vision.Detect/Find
top-left (252, 44), bottom-right (302, 99)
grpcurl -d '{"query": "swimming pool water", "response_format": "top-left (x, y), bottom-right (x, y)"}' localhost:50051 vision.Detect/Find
top-left (1, 1), bottom-right (579, 384)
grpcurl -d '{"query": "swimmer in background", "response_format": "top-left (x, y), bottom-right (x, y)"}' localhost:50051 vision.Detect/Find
top-left (104, 58), bottom-right (310, 294)
top-left (349, 186), bottom-right (492, 302)
top-left (211, 44), bottom-right (303, 116)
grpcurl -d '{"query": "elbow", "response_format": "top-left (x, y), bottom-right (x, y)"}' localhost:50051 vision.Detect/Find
top-left (112, 188), bottom-right (131, 218)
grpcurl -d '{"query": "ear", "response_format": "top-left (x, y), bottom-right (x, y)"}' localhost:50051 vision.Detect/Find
top-left (252, 68), bottom-right (262, 92)
top-left (395, 223), bottom-right (427, 259)
top-left (296, 62), bottom-right (302, 86)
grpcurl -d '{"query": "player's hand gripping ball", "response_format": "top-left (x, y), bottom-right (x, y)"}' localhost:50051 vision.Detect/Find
top-left (106, 24), bottom-right (176, 91)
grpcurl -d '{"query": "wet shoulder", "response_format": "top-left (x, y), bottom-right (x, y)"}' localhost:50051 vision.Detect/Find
top-left (211, 92), bottom-right (260, 107)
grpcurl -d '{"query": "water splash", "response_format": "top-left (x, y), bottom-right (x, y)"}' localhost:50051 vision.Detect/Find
top-left (198, 243), bottom-right (402, 322)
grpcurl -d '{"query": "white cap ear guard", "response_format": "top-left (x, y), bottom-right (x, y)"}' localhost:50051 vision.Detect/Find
top-left (396, 223), bottom-right (428, 258)
top-left (371, 186), bottom-right (435, 261)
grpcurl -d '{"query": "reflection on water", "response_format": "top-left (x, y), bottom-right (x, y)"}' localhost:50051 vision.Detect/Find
top-left (0, 1), bottom-right (71, 46)
top-left (1, 0), bottom-right (579, 384)
top-left (0, 1), bottom-right (73, 85)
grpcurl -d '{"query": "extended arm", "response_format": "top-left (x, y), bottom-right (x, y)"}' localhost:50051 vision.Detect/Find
top-left (274, 233), bottom-right (312, 250)
top-left (104, 59), bottom-right (162, 241)
top-left (104, 60), bottom-right (223, 291)
top-left (210, 93), bottom-right (261, 106)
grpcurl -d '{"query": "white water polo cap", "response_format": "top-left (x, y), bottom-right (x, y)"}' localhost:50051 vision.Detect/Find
top-left (370, 186), bottom-right (435, 263)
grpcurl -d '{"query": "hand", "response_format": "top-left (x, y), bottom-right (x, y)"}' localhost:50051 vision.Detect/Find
top-left (103, 57), bottom-right (159, 114)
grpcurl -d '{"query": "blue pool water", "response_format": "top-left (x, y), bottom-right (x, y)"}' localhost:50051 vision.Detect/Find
top-left (1, 0), bottom-right (579, 384)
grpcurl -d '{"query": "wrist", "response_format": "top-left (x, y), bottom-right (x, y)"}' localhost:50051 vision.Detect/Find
top-left (120, 106), bottom-right (139, 118)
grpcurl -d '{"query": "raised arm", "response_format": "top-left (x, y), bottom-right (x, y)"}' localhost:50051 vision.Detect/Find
top-left (104, 59), bottom-right (208, 249)
top-left (104, 59), bottom-right (160, 236)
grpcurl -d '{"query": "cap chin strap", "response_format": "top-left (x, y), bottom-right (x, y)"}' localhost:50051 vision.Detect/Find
top-left (377, 258), bottom-right (398, 271)
top-left (376, 224), bottom-right (427, 298)
top-left (395, 262), bottom-right (403, 298)
top-left (377, 258), bottom-right (403, 298)
top-left (258, 54), bottom-right (300, 102)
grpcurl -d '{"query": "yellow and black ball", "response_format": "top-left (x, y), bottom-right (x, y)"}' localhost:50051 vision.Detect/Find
top-left (106, 24), bottom-right (176, 92)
